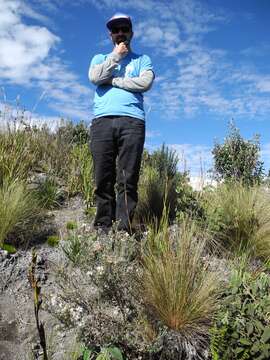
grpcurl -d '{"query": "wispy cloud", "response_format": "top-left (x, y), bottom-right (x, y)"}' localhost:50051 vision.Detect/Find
top-left (1, 0), bottom-right (270, 124)
top-left (0, 0), bottom-right (92, 121)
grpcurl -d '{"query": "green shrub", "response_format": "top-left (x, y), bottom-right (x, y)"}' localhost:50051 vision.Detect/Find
top-left (212, 122), bottom-right (264, 185)
top-left (56, 120), bottom-right (90, 146)
top-left (210, 269), bottom-right (270, 359)
top-left (175, 172), bottom-right (205, 222)
top-left (202, 182), bottom-right (270, 259)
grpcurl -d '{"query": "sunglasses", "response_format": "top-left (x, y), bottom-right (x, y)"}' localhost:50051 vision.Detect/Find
top-left (111, 26), bottom-right (131, 34)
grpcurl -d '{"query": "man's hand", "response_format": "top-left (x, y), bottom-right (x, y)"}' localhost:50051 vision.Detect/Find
top-left (114, 42), bottom-right (129, 57)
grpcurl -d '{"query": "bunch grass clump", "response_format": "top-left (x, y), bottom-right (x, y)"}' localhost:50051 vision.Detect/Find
top-left (67, 143), bottom-right (94, 208)
top-left (203, 182), bottom-right (270, 259)
top-left (0, 178), bottom-right (39, 246)
top-left (141, 213), bottom-right (219, 336)
top-left (0, 126), bottom-right (38, 183)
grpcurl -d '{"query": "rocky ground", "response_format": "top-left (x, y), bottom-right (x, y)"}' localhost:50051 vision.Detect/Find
top-left (0, 196), bottom-right (89, 360)
top-left (0, 196), bottom-right (234, 360)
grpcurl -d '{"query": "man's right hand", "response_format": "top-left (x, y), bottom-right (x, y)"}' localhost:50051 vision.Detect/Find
top-left (114, 42), bottom-right (129, 57)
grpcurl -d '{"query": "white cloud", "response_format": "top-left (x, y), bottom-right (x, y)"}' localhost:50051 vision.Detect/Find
top-left (0, 0), bottom-right (93, 121)
top-left (2, 0), bottom-right (270, 123)
top-left (0, 0), bottom-right (59, 84)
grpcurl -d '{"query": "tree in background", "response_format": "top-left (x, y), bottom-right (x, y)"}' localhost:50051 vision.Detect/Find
top-left (212, 122), bottom-right (264, 185)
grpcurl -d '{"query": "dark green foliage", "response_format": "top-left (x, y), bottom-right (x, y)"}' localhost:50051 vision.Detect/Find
top-left (56, 120), bottom-right (90, 146)
top-left (136, 145), bottom-right (180, 224)
top-left (137, 145), bottom-right (204, 226)
top-left (212, 123), bottom-right (264, 185)
top-left (210, 269), bottom-right (270, 359)
top-left (149, 143), bottom-right (178, 179)
top-left (175, 172), bottom-right (205, 222)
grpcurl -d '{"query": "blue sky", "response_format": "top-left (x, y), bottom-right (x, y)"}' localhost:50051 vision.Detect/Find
top-left (1, 0), bottom-right (270, 184)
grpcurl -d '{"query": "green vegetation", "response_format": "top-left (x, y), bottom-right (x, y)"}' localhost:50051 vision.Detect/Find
top-left (47, 235), bottom-right (60, 247)
top-left (35, 176), bottom-right (65, 209)
top-left (210, 267), bottom-right (270, 359)
top-left (136, 144), bottom-right (180, 225)
top-left (212, 122), bottom-right (264, 185)
top-left (66, 221), bottom-right (78, 230)
top-left (67, 143), bottom-right (94, 209)
top-left (202, 182), bottom-right (270, 259)
top-left (0, 178), bottom-right (39, 247)
top-left (1, 115), bottom-right (270, 359)
top-left (142, 214), bottom-right (219, 336)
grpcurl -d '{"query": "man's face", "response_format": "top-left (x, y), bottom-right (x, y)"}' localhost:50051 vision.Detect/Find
top-left (110, 23), bottom-right (133, 45)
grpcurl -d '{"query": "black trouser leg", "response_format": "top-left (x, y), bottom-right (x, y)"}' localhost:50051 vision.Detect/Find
top-left (90, 117), bottom-right (116, 229)
top-left (116, 117), bottom-right (145, 232)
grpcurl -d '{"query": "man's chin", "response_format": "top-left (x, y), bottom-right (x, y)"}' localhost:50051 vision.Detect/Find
top-left (116, 37), bottom-right (127, 44)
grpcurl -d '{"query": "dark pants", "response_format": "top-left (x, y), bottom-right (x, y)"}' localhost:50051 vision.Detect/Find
top-left (90, 116), bottom-right (145, 232)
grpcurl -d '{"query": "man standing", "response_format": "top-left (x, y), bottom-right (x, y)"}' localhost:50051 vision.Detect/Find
top-left (89, 13), bottom-right (154, 234)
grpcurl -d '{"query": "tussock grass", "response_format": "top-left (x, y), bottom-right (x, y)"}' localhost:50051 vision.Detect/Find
top-left (136, 166), bottom-right (177, 225)
top-left (0, 178), bottom-right (39, 246)
top-left (67, 144), bottom-right (94, 208)
top-left (141, 215), bottom-right (219, 336)
top-left (0, 127), bottom-right (38, 183)
top-left (204, 182), bottom-right (270, 259)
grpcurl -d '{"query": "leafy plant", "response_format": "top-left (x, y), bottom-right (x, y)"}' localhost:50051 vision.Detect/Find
top-left (212, 122), bottom-right (264, 185)
top-left (61, 230), bottom-right (86, 264)
top-left (175, 172), bottom-right (205, 222)
top-left (210, 269), bottom-right (270, 359)
top-left (78, 345), bottom-right (123, 360)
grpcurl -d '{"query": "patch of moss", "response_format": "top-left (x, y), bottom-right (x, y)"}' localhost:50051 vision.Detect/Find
top-left (1, 243), bottom-right (17, 254)
top-left (85, 207), bottom-right (96, 217)
top-left (47, 235), bottom-right (60, 247)
top-left (66, 221), bottom-right (78, 230)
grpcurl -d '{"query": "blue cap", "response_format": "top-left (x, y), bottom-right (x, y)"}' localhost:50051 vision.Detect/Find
top-left (106, 13), bottom-right (132, 30)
